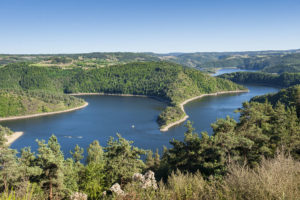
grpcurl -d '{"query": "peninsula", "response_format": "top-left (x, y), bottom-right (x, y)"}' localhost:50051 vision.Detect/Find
top-left (5, 131), bottom-right (24, 145)
top-left (0, 102), bottom-right (88, 122)
top-left (160, 89), bottom-right (249, 131)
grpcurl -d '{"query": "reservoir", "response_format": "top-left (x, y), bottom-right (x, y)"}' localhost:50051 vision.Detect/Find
top-left (1, 69), bottom-right (279, 156)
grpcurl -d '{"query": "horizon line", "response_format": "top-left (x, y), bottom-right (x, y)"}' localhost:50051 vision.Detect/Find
top-left (1, 48), bottom-right (300, 55)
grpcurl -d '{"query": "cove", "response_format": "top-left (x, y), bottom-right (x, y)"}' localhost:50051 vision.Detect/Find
top-left (1, 69), bottom-right (279, 157)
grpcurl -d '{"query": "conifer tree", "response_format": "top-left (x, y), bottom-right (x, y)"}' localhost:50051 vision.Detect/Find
top-left (70, 144), bottom-right (84, 163)
top-left (86, 140), bottom-right (104, 164)
top-left (36, 135), bottom-right (65, 200)
top-left (0, 147), bottom-right (20, 191)
top-left (104, 134), bottom-right (146, 185)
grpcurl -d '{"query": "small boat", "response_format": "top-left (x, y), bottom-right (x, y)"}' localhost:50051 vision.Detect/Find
top-left (132, 125), bottom-right (135, 128)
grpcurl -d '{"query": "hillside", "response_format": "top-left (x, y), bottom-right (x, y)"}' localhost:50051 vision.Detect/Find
top-left (2, 49), bottom-right (300, 73)
top-left (251, 85), bottom-right (300, 117)
top-left (218, 71), bottom-right (300, 87)
top-left (0, 53), bottom-right (160, 68)
top-left (0, 62), bottom-right (244, 129)
top-left (0, 90), bottom-right (85, 118)
top-left (187, 52), bottom-right (300, 72)
top-left (158, 50), bottom-right (300, 73)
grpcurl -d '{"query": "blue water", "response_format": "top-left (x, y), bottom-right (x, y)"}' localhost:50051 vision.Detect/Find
top-left (213, 68), bottom-right (257, 76)
top-left (1, 69), bottom-right (278, 157)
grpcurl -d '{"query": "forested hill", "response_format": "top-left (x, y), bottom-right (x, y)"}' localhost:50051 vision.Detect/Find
top-left (0, 62), bottom-right (244, 128)
top-left (218, 72), bottom-right (300, 87)
top-left (0, 90), bottom-right (85, 118)
top-left (251, 85), bottom-right (300, 117)
top-left (2, 49), bottom-right (300, 73)
top-left (173, 51), bottom-right (300, 73)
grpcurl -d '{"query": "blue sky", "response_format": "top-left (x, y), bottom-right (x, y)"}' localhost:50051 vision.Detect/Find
top-left (0, 0), bottom-right (299, 53)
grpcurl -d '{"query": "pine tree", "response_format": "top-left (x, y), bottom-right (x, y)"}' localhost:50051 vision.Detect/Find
top-left (154, 149), bottom-right (161, 168)
top-left (70, 144), bottom-right (84, 163)
top-left (63, 158), bottom-right (80, 196)
top-left (104, 134), bottom-right (146, 185)
top-left (145, 150), bottom-right (155, 169)
top-left (86, 140), bottom-right (104, 164)
top-left (80, 161), bottom-right (106, 199)
top-left (19, 147), bottom-right (42, 192)
top-left (0, 147), bottom-right (20, 191)
top-left (80, 141), bottom-right (106, 199)
top-left (36, 135), bottom-right (66, 200)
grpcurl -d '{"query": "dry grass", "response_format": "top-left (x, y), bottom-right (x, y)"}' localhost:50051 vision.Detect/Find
top-left (118, 152), bottom-right (300, 200)
top-left (222, 152), bottom-right (300, 200)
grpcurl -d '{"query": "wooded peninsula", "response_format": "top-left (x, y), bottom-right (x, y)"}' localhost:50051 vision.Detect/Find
top-left (0, 61), bottom-right (244, 129)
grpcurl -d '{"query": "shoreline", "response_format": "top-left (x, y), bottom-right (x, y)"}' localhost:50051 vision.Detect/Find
top-left (0, 90), bottom-right (248, 133)
top-left (70, 92), bottom-right (149, 97)
top-left (0, 102), bottom-right (88, 122)
top-left (160, 89), bottom-right (249, 132)
top-left (5, 131), bottom-right (24, 145)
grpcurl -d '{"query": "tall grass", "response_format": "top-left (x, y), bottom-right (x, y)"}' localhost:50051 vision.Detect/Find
top-left (0, 184), bottom-right (34, 200)
top-left (222, 152), bottom-right (300, 200)
top-left (119, 152), bottom-right (300, 200)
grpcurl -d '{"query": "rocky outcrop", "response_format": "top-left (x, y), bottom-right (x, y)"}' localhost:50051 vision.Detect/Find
top-left (132, 170), bottom-right (157, 189)
top-left (108, 170), bottom-right (158, 197)
top-left (110, 183), bottom-right (125, 196)
top-left (70, 192), bottom-right (88, 200)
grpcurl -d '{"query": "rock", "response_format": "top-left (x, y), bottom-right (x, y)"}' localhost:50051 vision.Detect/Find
top-left (143, 170), bottom-right (157, 189)
top-left (144, 170), bottom-right (155, 180)
top-left (70, 192), bottom-right (88, 200)
top-left (132, 172), bottom-right (145, 182)
top-left (132, 170), bottom-right (157, 189)
top-left (110, 183), bottom-right (125, 196)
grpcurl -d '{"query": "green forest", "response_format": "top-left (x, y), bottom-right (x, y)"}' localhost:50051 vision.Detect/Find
top-left (0, 62), bottom-right (243, 128)
top-left (0, 90), bottom-right (85, 118)
top-left (1, 88), bottom-right (299, 199)
top-left (219, 71), bottom-right (300, 87)
top-left (251, 84), bottom-right (300, 117)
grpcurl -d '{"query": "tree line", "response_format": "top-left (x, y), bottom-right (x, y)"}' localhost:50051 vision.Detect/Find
top-left (219, 71), bottom-right (300, 87)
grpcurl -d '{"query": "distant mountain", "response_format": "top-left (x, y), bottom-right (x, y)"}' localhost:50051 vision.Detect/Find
top-left (1, 49), bottom-right (300, 73)
top-left (156, 50), bottom-right (300, 72)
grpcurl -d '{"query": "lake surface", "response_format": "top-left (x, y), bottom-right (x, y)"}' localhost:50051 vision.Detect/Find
top-left (213, 68), bottom-right (257, 76)
top-left (1, 68), bottom-right (278, 157)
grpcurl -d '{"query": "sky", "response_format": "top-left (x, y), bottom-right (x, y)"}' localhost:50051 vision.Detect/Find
top-left (0, 0), bottom-right (300, 54)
